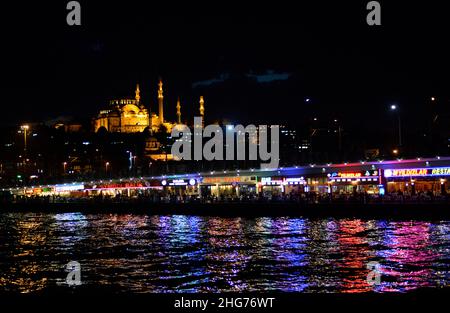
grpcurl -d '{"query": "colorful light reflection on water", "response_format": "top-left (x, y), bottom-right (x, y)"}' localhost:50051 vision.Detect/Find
top-left (0, 213), bottom-right (449, 293)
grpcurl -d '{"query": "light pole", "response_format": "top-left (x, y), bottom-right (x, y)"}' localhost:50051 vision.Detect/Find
top-left (429, 96), bottom-right (439, 154)
top-left (20, 125), bottom-right (29, 156)
top-left (20, 125), bottom-right (29, 174)
top-left (126, 151), bottom-right (133, 171)
top-left (63, 162), bottom-right (67, 174)
top-left (105, 162), bottom-right (110, 176)
top-left (333, 119), bottom-right (342, 152)
top-left (390, 105), bottom-right (402, 146)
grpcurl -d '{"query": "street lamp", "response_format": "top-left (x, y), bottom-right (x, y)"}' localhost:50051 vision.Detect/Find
top-left (148, 161), bottom-right (153, 175)
top-left (63, 162), bottom-right (67, 174)
top-left (20, 125), bottom-right (29, 153)
top-left (333, 119), bottom-right (342, 153)
top-left (389, 104), bottom-right (402, 146)
top-left (105, 162), bottom-right (110, 175)
top-left (126, 151), bottom-right (133, 171)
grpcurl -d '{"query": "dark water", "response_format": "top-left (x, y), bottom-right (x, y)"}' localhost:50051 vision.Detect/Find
top-left (0, 212), bottom-right (449, 293)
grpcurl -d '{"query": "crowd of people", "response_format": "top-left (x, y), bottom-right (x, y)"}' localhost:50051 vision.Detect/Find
top-left (3, 190), bottom-right (450, 206)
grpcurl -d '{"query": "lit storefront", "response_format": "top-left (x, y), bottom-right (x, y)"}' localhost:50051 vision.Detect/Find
top-left (304, 176), bottom-right (329, 194)
top-left (13, 183), bottom-right (85, 198)
top-left (283, 177), bottom-right (307, 194)
top-left (54, 183), bottom-right (86, 197)
top-left (8, 157), bottom-right (450, 202)
top-left (83, 180), bottom-right (163, 197)
top-left (161, 178), bottom-right (199, 196)
top-left (23, 186), bottom-right (55, 197)
top-left (384, 167), bottom-right (450, 195)
top-left (200, 176), bottom-right (257, 198)
top-left (259, 177), bottom-right (285, 197)
top-left (259, 176), bottom-right (325, 197)
top-left (328, 170), bottom-right (381, 194)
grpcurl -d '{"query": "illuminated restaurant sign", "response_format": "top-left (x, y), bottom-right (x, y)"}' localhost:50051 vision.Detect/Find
top-left (24, 187), bottom-right (55, 195)
top-left (284, 177), bottom-right (306, 185)
top-left (328, 170), bottom-right (378, 179)
top-left (328, 170), bottom-right (379, 182)
top-left (338, 172), bottom-right (361, 178)
top-left (83, 180), bottom-right (162, 189)
top-left (261, 177), bottom-right (284, 185)
top-left (202, 176), bottom-right (255, 184)
top-left (55, 184), bottom-right (85, 192)
top-left (94, 182), bottom-right (146, 189)
top-left (384, 167), bottom-right (450, 178)
top-left (161, 179), bottom-right (197, 186)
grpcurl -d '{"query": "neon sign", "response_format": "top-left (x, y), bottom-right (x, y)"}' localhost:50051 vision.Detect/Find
top-left (203, 176), bottom-right (254, 184)
top-left (261, 177), bottom-right (284, 185)
top-left (431, 168), bottom-right (450, 175)
top-left (284, 177), bottom-right (306, 185)
top-left (384, 167), bottom-right (450, 178)
top-left (89, 182), bottom-right (146, 189)
top-left (339, 172), bottom-right (361, 178)
top-left (55, 184), bottom-right (84, 192)
top-left (328, 170), bottom-right (378, 179)
top-left (161, 179), bottom-right (198, 186)
top-left (171, 179), bottom-right (187, 186)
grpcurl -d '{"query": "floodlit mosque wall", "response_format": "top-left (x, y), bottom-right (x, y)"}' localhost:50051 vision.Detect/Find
top-left (93, 81), bottom-right (181, 134)
top-left (94, 97), bottom-right (150, 133)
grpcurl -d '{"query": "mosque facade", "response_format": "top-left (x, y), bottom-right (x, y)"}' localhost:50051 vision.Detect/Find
top-left (93, 80), bottom-right (202, 134)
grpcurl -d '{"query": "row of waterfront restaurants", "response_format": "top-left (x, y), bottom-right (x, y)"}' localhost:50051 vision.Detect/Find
top-left (5, 157), bottom-right (450, 199)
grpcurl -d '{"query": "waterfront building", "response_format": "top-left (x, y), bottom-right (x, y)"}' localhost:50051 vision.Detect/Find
top-left (160, 177), bottom-right (200, 197)
top-left (199, 175), bottom-right (258, 198)
top-left (383, 165), bottom-right (450, 195)
top-left (5, 157), bottom-right (450, 200)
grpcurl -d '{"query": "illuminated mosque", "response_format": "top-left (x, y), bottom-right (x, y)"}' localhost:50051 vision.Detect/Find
top-left (93, 79), bottom-right (205, 134)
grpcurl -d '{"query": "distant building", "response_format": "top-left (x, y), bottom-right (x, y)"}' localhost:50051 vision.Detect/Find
top-left (93, 80), bottom-right (190, 134)
top-left (93, 84), bottom-right (151, 133)
top-left (54, 123), bottom-right (83, 133)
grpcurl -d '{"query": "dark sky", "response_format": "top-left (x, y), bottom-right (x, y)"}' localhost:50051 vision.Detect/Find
top-left (0, 0), bottom-right (449, 142)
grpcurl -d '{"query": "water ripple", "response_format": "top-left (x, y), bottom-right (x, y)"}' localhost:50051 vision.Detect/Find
top-left (0, 212), bottom-right (449, 293)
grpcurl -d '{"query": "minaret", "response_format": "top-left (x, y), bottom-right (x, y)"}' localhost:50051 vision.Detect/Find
top-left (176, 97), bottom-right (181, 124)
top-left (158, 79), bottom-right (164, 124)
top-left (199, 96), bottom-right (205, 127)
top-left (135, 84), bottom-right (141, 105)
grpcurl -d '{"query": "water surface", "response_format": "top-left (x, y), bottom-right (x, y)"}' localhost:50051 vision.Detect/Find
top-left (0, 212), bottom-right (449, 293)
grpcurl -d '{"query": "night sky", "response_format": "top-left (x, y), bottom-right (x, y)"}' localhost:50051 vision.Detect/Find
top-left (1, 1), bottom-right (449, 147)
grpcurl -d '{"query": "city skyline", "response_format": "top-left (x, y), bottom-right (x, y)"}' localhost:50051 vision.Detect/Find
top-left (1, 2), bottom-right (449, 128)
top-left (1, 1), bottom-right (450, 307)
top-left (1, 3), bottom-right (448, 176)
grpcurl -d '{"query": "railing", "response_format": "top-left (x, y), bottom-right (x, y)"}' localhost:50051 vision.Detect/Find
top-left (4, 193), bottom-right (450, 206)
